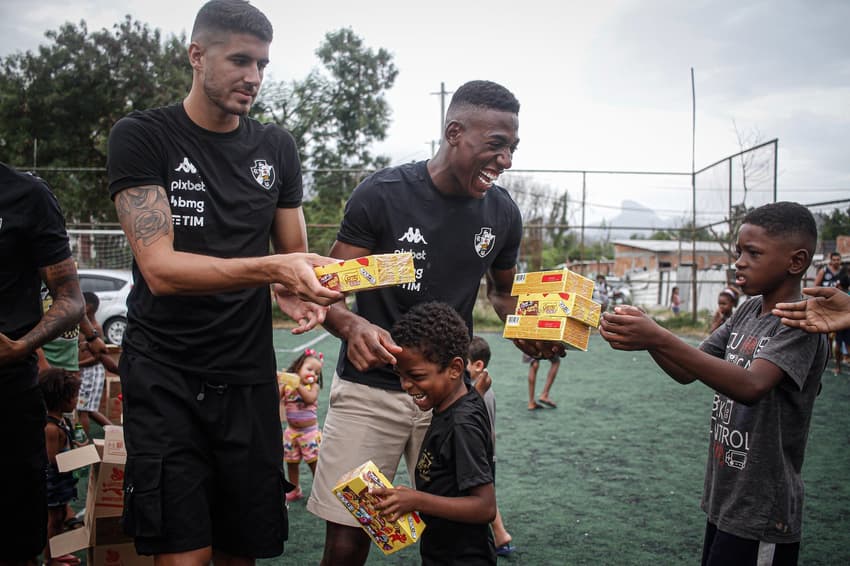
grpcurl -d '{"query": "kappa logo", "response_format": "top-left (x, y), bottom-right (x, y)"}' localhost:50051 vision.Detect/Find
top-left (398, 227), bottom-right (428, 244)
top-left (174, 157), bottom-right (198, 174)
top-left (474, 227), bottom-right (496, 258)
top-left (250, 159), bottom-right (276, 189)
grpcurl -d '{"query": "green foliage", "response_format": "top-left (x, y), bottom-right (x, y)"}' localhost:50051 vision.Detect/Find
top-left (254, 28), bottom-right (397, 253)
top-left (1, 20), bottom-right (397, 243)
top-left (817, 206), bottom-right (850, 241)
top-left (0, 17), bottom-right (191, 222)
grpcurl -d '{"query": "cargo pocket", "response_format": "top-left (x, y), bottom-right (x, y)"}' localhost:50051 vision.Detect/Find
top-left (122, 456), bottom-right (163, 538)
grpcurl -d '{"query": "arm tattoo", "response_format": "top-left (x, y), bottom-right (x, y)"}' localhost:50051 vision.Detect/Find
top-left (116, 186), bottom-right (171, 249)
top-left (25, 258), bottom-right (84, 352)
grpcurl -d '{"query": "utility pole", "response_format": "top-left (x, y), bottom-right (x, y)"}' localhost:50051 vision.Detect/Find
top-left (430, 82), bottom-right (452, 143)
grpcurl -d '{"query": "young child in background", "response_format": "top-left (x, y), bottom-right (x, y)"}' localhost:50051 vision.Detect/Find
top-left (830, 271), bottom-right (850, 375)
top-left (373, 302), bottom-right (496, 565)
top-left (468, 336), bottom-right (515, 557)
top-left (40, 367), bottom-right (82, 566)
top-left (709, 287), bottom-right (740, 334)
top-left (76, 292), bottom-right (116, 436)
top-left (670, 286), bottom-right (682, 315)
top-left (525, 354), bottom-right (561, 410)
top-left (601, 202), bottom-right (828, 566)
top-left (281, 348), bottom-right (324, 502)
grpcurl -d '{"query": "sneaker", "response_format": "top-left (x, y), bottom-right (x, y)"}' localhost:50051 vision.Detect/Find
top-left (285, 486), bottom-right (303, 503)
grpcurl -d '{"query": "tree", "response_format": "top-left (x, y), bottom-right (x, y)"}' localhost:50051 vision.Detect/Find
top-left (254, 28), bottom-right (398, 253)
top-left (500, 175), bottom-right (574, 270)
top-left (817, 206), bottom-right (850, 242)
top-left (0, 17), bottom-right (191, 222)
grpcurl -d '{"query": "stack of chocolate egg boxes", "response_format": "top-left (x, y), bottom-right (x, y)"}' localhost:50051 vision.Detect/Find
top-left (502, 268), bottom-right (602, 351)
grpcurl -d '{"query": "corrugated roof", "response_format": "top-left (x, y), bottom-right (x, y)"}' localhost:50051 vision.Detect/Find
top-left (612, 239), bottom-right (728, 253)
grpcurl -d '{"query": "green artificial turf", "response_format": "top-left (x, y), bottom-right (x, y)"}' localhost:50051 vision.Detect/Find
top-left (65, 330), bottom-right (850, 564)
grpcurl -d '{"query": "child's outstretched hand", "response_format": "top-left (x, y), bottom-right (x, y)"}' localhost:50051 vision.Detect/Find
top-left (371, 485), bottom-right (419, 523)
top-left (599, 305), bottom-right (666, 351)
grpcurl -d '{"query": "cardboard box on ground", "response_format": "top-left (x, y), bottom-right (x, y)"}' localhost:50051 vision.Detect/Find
top-left (97, 345), bottom-right (123, 423)
top-left (51, 425), bottom-right (151, 565)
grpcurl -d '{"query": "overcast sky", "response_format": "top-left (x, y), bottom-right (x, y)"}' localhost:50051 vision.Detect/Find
top-left (2, 0), bottom-right (848, 227)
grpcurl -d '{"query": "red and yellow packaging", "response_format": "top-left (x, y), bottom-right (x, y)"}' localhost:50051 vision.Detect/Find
top-left (277, 371), bottom-right (301, 390)
top-left (332, 460), bottom-right (426, 555)
top-left (502, 314), bottom-right (591, 351)
top-left (315, 253), bottom-right (415, 293)
top-left (510, 268), bottom-right (595, 297)
top-left (515, 292), bottom-right (602, 327)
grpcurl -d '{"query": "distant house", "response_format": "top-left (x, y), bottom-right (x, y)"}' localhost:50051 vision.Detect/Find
top-left (612, 240), bottom-right (731, 277)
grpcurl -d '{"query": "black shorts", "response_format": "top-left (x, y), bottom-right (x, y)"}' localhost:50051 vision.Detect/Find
top-left (701, 521), bottom-right (800, 566)
top-left (119, 350), bottom-right (288, 557)
top-left (0, 385), bottom-right (47, 560)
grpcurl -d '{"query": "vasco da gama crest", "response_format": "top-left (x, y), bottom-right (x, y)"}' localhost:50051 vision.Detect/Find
top-left (250, 159), bottom-right (276, 189)
top-left (474, 227), bottom-right (496, 258)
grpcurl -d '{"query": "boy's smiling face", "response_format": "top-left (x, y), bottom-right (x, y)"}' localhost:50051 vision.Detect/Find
top-left (395, 347), bottom-right (466, 413)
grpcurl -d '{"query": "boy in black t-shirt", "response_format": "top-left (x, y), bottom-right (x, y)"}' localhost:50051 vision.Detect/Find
top-left (600, 202), bottom-right (828, 566)
top-left (373, 302), bottom-right (496, 565)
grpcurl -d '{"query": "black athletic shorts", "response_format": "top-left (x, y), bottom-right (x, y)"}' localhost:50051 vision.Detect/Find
top-left (119, 350), bottom-right (288, 557)
top-left (0, 385), bottom-right (47, 560)
top-left (701, 521), bottom-right (800, 566)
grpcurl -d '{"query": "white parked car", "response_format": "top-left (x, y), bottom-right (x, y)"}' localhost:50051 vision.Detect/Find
top-left (77, 269), bottom-right (133, 345)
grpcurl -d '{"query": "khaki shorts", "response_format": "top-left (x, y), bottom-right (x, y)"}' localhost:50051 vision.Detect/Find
top-left (306, 373), bottom-right (431, 526)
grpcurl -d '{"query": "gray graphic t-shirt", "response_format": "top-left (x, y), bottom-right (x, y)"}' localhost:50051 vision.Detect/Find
top-left (699, 296), bottom-right (827, 543)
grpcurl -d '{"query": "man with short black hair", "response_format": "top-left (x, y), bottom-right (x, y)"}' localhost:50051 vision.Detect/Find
top-left (308, 80), bottom-right (563, 565)
top-left (107, 0), bottom-right (342, 562)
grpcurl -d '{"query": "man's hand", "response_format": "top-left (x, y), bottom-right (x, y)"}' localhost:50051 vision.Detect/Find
top-left (272, 253), bottom-right (344, 306)
top-left (512, 339), bottom-right (567, 360)
top-left (273, 284), bottom-right (329, 335)
top-left (599, 305), bottom-right (666, 351)
top-left (371, 485), bottom-right (419, 524)
top-left (344, 318), bottom-right (403, 372)
top-left (0, 332), bottom-right (27, 367)
top-left (773, 286), bottom-right (850, 333)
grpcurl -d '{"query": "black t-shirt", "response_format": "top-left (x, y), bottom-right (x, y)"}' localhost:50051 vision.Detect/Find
top-left (336, 161), bottom-right (522, 390)
top-left (415, 387), bottom-right (496, 565)
top-left (107, 103), bottom-right (303, 383)
top-left (0, 163), bottom-right (72, 392)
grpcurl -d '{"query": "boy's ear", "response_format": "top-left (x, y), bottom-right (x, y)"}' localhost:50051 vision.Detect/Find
top-left (787, 247), bottom-right (810, 276)
top-left (450, 356), bottom-right (466, 379)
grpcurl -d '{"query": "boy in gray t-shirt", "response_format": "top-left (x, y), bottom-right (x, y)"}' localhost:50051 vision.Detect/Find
top-left (599, 202), bottom-right (828, 566)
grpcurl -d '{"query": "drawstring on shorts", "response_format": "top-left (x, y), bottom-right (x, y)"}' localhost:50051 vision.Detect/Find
top-left (197, 381), bottom-right (228, 401)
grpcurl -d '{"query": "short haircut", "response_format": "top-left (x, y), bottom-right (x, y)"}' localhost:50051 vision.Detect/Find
top-left (192, 0), bottom-right (273, 43)
top-left (447, 80), bottom-right (520, 116)
top-left (83, 291), bottom-right (99, 311)
top-left (38, 367), bottom-right (81, 412)
top-left (468, 336), bottom-right (491, 367)
top-left (742, 201), bottom-right (817, 259)
top-left (391, 302), bottom-right (470, 370)
top-left (830, 251), bottom-right (841, 259)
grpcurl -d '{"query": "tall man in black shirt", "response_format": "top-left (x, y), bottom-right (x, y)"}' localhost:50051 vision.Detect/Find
top-left (106, 0), bottom-right (342, 562)
top-left (0, 162), bottom-right (85, 563)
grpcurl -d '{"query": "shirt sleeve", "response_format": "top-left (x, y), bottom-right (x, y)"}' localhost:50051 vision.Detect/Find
top-left (107, 115), bottom-right (165, 198)
top-left (754, 324), bottom-right (826, 390)
top-left (274, 128), bottom-right (303, 209)
top-left (31, 178), bottom-right (72, 268)
top-left (490, 194), bottom-right (522, 271)
top-left (453, 413), bottom-right (494, 493)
